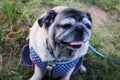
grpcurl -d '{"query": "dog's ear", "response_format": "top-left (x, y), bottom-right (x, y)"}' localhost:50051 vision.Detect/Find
top-left (38, 10), bottom-right (57, 27)
top-left (86, 13), bottom-right (92, 23)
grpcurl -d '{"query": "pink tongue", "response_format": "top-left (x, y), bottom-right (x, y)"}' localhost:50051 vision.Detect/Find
top-left (69, 41), bottom-right (83, 46)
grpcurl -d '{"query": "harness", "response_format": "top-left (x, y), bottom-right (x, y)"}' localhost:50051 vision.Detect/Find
top-left (22, 44), bottom-right (84, 78)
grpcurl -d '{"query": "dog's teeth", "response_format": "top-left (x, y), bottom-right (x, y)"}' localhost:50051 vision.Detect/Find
top-left (69, 41), bottom-right (83, 45)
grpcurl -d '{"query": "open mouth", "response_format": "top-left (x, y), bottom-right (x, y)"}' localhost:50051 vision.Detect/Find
top-left (60, 41), bottom-right (83, 48)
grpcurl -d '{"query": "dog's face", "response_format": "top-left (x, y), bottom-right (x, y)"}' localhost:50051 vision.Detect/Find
top-left (38, 8), bottom-right (92, 50)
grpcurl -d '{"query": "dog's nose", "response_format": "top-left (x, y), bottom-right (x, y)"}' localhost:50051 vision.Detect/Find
top-left (74, 26), bottom-right (84, 41)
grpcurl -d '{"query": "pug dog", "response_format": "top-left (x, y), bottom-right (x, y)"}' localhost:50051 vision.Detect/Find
top-left (29, 6), bottom-right (92, 80)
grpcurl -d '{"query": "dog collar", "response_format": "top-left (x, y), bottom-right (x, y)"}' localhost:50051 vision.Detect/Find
top-left (22, 44), bottom-right (84, 78)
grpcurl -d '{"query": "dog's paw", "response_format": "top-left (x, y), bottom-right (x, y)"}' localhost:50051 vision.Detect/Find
top-left (79, 65), bottom-right (86, 73)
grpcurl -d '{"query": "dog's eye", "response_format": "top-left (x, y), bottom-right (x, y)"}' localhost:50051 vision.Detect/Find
top-left (86, 23), bottom-right (91, 29)
top-left (61, 23), bottom-right (72, 29)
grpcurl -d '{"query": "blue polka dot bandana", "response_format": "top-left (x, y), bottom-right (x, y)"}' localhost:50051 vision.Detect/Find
top-left (22, 44), bottom-right (32, 66)
top-left (22, 44), bottom-right (84, 78)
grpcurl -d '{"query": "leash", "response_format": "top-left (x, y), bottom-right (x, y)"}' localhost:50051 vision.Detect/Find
top-left (89, 44), bottom-right (120, 65)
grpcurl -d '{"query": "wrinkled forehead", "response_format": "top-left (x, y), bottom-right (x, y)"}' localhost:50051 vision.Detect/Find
top-left (61, 8), bottom-right (86, 20)
top-left (59, 17), bottom-right (91, 27)
top-left (55, 8), bottom-right (91, 25)
top-left (56, 8), bottom-right (91, 25)
top-left (57, 8), bottom-right (85, 20)
top-left (60, 18), bottom-right (76, 25)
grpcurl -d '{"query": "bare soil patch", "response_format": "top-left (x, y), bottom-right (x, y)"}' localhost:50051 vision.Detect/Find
top-left (82, 6), bottom-right (109, 26)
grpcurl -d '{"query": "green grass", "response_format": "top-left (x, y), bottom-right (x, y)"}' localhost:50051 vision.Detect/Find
top-left (0, 0), bottom-right (120, 80)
